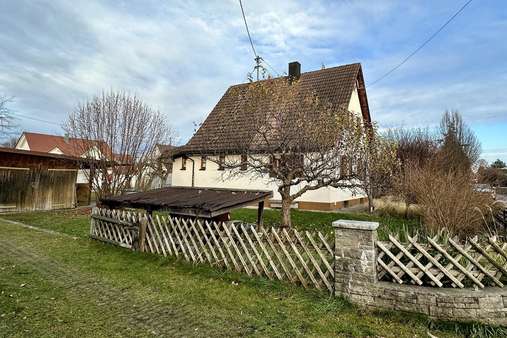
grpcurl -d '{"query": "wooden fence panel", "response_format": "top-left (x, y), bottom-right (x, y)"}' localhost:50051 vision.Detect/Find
top-left (90, 208), bottom-right (335, 294)
top-left (90, 208), bottom-right (138, 249)
top-left (377, 234), bottom-right (507, 288)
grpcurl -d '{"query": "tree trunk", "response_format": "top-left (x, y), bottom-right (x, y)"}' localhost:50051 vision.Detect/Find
top-left (281, 198), bottom-right (292, 228)
top-left (368, 197), bottom-right (374, 213)
top-left (279, 185), bottom-right (292, 228)
top-left (367, 186), bottom-right (375, 213)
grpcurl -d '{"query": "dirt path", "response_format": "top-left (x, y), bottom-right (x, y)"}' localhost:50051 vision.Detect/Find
top-left (0, 227), bottom-right (219, 337)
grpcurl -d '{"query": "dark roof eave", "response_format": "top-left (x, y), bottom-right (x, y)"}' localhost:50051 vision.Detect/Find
top-left (100, 186), bottom-right (273, 218)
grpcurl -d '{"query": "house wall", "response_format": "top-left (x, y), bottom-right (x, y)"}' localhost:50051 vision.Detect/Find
top-left (348, 85), bottom-right (362, 118)
top-left (49, 147), bottom-right (64, 154)
top-left (171, 155), bottom-right (365, 209)
top-left (15, 135), bottom-right (30, 150)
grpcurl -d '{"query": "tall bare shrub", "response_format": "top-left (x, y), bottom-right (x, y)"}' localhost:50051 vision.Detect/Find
top-left (388, 128), bottom-right (437, 218)
top-left (411, 164), bottom-right (494, 237)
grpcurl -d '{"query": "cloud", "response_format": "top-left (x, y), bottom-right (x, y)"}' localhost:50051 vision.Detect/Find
top-left (0, 0), bottom-right (505, 154)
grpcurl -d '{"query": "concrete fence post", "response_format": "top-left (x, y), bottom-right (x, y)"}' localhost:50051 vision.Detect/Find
top-left (332, 219), bottom-right (379, 303)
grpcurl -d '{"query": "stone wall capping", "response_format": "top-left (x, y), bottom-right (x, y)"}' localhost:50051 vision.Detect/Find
top-left (332, 219), bottom-right (379, 230)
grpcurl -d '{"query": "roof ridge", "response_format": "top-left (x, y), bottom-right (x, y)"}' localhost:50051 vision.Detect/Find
top-left (228, 62), bottom-right (361, 89)
top-left (23, 131), bottom-right (106, 144)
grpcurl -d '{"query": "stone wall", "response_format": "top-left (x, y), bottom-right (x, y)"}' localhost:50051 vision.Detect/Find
top-left (333, 220), bottom-right (507, 325)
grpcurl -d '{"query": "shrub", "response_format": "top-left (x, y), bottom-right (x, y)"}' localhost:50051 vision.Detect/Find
top-left (410, 165), bottom-right (497, 238)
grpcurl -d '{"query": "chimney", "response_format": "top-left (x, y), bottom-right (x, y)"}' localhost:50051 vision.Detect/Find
top-left (288, 61), bottom-right (301, 80)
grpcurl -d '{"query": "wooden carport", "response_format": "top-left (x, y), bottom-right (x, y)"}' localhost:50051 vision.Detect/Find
top-left (100, 186), bottom-right (273, 226)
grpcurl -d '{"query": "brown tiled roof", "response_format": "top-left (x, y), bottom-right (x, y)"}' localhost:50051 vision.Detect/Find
top-left (177, 63), bottom-right (370, 156)
top-left (19, 132), bottom-right (113, 158)
top-left (156, 144), bottom-right (175, 157)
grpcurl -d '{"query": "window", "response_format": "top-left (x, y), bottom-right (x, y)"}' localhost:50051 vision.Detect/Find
top-left (218, 155), bottom-right (225, 171)
top-left (200, 156), bottom-right (207, 170)
top-left (240, 154), bottom-right (247, 171)
top-left (181, 157), bottom-right (187, 170)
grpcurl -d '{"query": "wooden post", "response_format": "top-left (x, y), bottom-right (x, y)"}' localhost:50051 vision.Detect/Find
top-left (257, 201), bottom-right (265, 228)
top-left (138, 216), bottom-right (148, 252)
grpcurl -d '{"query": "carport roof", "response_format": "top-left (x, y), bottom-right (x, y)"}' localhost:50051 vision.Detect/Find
top-left (100, 186), bottom-right (273, 218)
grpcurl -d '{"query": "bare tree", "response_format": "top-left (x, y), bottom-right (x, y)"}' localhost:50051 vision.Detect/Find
top-left (438, 110), bottom-right (481, 173)
top-left (1, 136), bottom-right (18, 148)
top-left (387, 128), bottom-right (437, 218)
top-left (137, 145), bottom-right (175, 190)
top-left (64, 91), bottom-right (171, 199)
top-left (0, 96), bottom-right (15, 138)
top-left (357, 131), bottom-right (400, 213)
top-left (205, 79), bottom-right (369, 227)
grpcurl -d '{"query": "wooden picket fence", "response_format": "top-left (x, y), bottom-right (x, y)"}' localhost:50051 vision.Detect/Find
top-left (90, 208), bottom-right (335, 293)
top-left (90, 208), bottom-right (141, 249)
top-left (377, 234), bottom-right (507, 288)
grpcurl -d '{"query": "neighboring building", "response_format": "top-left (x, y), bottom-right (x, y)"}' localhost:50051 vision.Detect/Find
top-left (0, 147), bottom-right (86, 212)
top-left (172, 62), bottom-right (371, 211)
top-left (15, 131), bottom-right (111, 157)
top-left (138, 144), bottom-right (175, 189)
top-left (15, 131), bottom-right (114, 203)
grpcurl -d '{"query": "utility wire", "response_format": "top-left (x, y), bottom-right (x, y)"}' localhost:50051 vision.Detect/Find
top-left (11, 112), bottom-right (60, 126)
top-left (239, 0), bottom-right (257, 58)
top-left (262, 58), bottom-right (281, 77)
top-left (368, 0), bottom-right (474, 87)
top-left (238, 0), bottom-right (282, 78)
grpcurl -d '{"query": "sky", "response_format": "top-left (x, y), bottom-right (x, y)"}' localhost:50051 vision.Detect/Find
top-left (0, 0), bottom-right (506, 163)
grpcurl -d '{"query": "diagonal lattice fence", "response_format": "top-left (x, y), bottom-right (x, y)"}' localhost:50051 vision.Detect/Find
top-left (90, 208), bottom-right (335, 293)
top-left (376, 234), bottom-right (507, 288)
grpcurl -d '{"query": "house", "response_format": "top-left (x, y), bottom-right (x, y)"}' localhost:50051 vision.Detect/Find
top-left (15, 131), bottom-right (111, 159)
top-left (0, 147), bottom-right (88, 211)
top-left (138, 143), bottom-right (176, 189)
top-left (15, 131), bottom-right (113, 204)
top-left (171, 61), bottom-right (371, 211)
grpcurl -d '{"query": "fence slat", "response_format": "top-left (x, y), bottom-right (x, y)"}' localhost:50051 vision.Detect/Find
top-left (408, 235), bottom-right (464, 288)
top-left (427, 237), bottom-right (484, 289)
top-left (377, 241), bottom-right (423, 285)
top-left (449, 238), bottom-right (503, 287)
top-left (388, 235), bottom-right (442, 287)
top-left (470, 238), bottom-right (507, 276)
top-left (271, 228), bottom-right (308, 288)
top-left (241, 224), bottom-right (272, 279)
top-left (231, 223), bottom-right (259, 276)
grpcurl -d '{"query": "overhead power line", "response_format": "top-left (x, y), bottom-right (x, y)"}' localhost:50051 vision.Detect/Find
top-left (368, 0), bottom-right (474, 87)
top-left (239, 0), bottom-right (257, 58)
top-left (238, 0), bottom-right (281, 79)
top-left (12, 112), bottom-right (60, 126)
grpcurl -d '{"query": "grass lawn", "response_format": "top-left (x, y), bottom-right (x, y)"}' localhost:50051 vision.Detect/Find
top-left (2, 207), bottom-right (420, 241)
top-left (231, 207), bottom-right (421, 240)
top-left (1, 209), bottom-right (503, 337)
